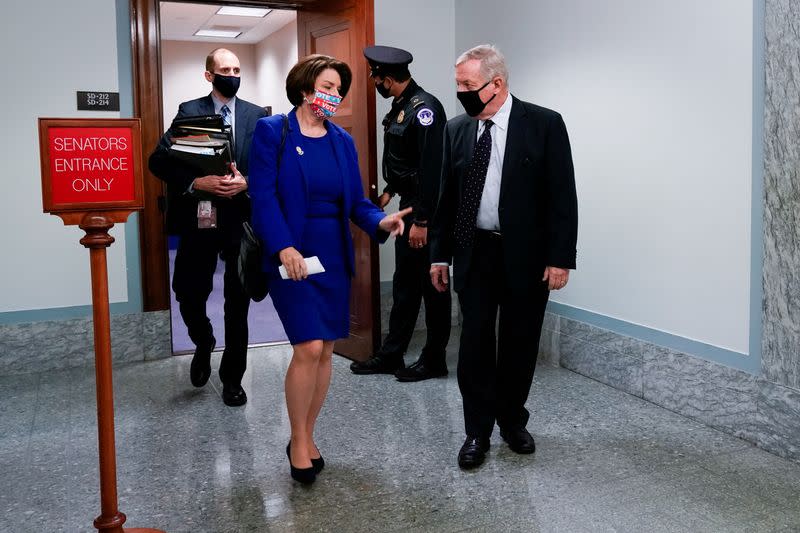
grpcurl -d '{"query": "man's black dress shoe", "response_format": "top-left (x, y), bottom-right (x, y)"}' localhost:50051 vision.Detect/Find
top-left (500, 427), bottom-right (536, 454)
top-left (190, 338), bottom-right (215, 388)
top-left (395, 359), bottom-right (448, 382)
top-left (286, 442), bottom-right (324, 474)
top-left (458, 436), bottom-right (490, 469)
top-left (222, 383), bottom-right (247, 407)
top-left (350, 355), bottom-right (404, 375)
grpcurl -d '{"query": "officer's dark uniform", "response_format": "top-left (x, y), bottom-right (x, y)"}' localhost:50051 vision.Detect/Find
top-left (351, 46), bottom-right (452, 381)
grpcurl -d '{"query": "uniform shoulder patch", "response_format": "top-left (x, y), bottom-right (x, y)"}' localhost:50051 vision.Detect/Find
top-left (416, 107), bottom-right (434, 126)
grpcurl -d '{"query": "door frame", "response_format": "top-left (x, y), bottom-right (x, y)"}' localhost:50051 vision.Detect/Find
top-left (129, 0), bottom-right (380, 351)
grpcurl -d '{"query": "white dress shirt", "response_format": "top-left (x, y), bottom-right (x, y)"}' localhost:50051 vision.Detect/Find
top-left (475, 93), bottom-right (512, 231)
top-left (431, 94), bottom-right (513, 267)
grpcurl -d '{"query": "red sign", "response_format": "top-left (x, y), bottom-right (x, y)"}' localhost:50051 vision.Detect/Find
top-left (48, 127), bottom-right (135, 203)
top-left (39, 118), bottom-right (143, 214)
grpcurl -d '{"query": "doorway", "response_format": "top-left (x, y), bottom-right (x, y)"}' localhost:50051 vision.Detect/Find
top-left (132, 0), bottom-right (380, 359)
top-left (158, 2), bottom-right (297, 352)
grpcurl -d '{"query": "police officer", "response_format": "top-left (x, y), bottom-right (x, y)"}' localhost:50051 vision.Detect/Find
top-left (350, 45), bottom-right (452, 381)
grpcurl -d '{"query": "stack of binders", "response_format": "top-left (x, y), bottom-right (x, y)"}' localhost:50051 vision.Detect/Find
top-left (168, 114), bottom-right (233, 178)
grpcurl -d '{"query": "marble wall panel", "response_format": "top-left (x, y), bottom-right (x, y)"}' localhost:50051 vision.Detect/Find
top-left (559, 331), bottom-right (643, 397)
top-left (546, 314), bottom-right (797, 462)
top-left (762, 0), bottom-right (800, 388)
top-left (744, 379), bottom-right (800, 461)
top-left (0, 312), bottom-right (171, 375)
top-left (111, 313), bottom-right (144, 363)
top-left (0, 317), bottom-right (95, 375)
top-left (538, 313), bottom-right (561, 367)
top-left (142, 311), bottom-right (172, 361)
top-left (643, 345), bottom-right (758, 438)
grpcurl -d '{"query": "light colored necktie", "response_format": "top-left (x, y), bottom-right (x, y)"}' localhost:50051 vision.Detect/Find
top-left (220, 104), bottom-right (231, 126)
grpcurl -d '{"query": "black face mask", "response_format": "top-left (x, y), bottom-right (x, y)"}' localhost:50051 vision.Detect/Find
top-left (375, 79), bottom-right (392, 99)
top-left (456, 80), bottom-right (496, 117)
top-left (212, 74), bottom-right (241, 98)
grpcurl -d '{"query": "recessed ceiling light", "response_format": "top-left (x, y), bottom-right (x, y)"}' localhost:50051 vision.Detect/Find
top-left (194, 29), bottom-right (242, 38)
top-left (216, 6), bottom-right (271, 17)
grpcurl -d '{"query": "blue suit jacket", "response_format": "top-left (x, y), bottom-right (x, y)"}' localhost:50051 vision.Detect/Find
top-left (248, 109), bottom-right (387, 276)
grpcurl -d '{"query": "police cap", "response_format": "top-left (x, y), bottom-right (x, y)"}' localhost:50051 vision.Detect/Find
top-left (363, 45), bottom-right (413, 77)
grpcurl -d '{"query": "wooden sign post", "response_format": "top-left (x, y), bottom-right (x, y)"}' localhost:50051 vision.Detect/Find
top-left (38, 118), bottom-right (165, 533)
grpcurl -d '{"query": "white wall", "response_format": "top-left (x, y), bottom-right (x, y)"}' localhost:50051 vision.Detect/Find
top-left (3, 0), bottom-right (751, 355)
top-left (255, 19), bottom-right (298, 115)
top-left (161, 41), bottom-right (261, 129)
top-left (0, 0), bottom-right (129, 312)
top-left (455, 0), bottom-right (753, 354)
top-left (375, 0), bottom-right (456, 281)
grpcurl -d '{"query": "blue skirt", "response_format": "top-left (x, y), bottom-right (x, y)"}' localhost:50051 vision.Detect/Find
top-left (269, 207), bottom-right (350, 344)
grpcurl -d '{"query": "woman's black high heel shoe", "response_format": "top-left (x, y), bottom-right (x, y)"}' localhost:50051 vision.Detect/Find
top-left (311, 454), bottom-right (325, 474)
top-left (286, 442), bottom-right (325, 474)
top-left (286, 443), bottom-right (316, 485)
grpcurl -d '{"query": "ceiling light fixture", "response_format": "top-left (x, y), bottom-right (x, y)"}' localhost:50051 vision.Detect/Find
top-left (194, 29), bottom-right (242, 38)
top-left (216, 6), bottom-right (271, 17)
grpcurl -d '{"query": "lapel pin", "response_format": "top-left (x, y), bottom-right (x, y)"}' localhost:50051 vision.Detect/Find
top-left (296, 146), bottom-right (304, 156)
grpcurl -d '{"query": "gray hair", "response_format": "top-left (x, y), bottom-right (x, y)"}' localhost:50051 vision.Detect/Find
top-left (456, 44), bottom-right (509, 85)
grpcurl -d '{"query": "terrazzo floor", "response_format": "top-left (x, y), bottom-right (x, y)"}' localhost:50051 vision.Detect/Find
top-left (2, 329), bottom-right (800, 532)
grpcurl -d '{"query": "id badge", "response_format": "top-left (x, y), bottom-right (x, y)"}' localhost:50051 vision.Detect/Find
top-left (197, 200), bottom-right (217, 229)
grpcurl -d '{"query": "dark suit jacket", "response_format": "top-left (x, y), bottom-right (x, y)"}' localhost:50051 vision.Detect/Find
top-left (248, 109), bottom-right (388, 277)
top-left (148, 94), bottom-right (267, 236)
top-left (430, 95), bottom-right (578, 292)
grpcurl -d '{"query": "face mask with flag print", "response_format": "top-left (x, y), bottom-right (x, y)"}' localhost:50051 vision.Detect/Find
top-left (305, 90), bottom-right (342, 119)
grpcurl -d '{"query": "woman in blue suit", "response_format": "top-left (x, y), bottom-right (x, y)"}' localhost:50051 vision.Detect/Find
top-left (249, 55), bottom-right (410, 484)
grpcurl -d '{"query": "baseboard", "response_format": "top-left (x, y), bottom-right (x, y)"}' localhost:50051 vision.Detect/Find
top-left (0, 310), bottom-right (172, 376)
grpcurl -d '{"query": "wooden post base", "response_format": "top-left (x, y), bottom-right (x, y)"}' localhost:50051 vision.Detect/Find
top-left (77, 212), bottom-right (166, 533)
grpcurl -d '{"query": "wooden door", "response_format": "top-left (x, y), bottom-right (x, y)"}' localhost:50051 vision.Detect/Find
top-left (298, 0), bottom-right (379, 361)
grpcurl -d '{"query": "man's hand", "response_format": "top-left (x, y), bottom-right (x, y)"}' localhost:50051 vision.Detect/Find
top-left (409, 223), bottom-right (427, 249)
top-left (379, 207), bottom-right (413, 237)
top-left (192, 162), bottom-right (247, 198)
top-left (430, 264), bottom-right (449, 292)
top-left (279, 246), bottom-right (307, 281)
top-left (377, 192), bottom-right (392, 209)
top-left (543, 266), bottom-right (570, 290)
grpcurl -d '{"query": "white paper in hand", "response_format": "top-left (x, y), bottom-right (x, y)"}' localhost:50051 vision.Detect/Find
top-left (279, 256), bottom-right (325, 280)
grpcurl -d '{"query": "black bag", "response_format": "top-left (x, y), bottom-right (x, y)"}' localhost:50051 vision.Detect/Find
top-left (238, 114), bottom-right (289, 301)
top-left (238, 220), bottom-right (269, 301)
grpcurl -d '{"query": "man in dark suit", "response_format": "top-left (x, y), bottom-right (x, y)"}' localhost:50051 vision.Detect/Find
top-left (430, 44), bottom-right (578, 468)
top-left (149, 48), bottom-right (267, 407)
